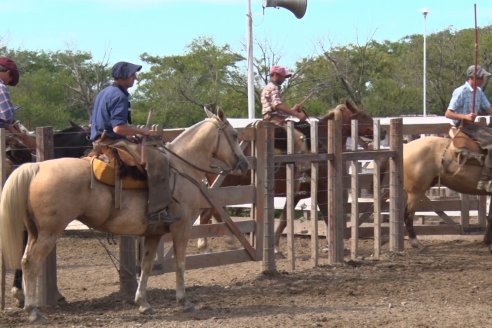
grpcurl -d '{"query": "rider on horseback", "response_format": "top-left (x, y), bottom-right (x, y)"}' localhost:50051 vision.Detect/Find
top-left (445, 64), bottom-right (492, 192)
top-left (261, 65), bottom-right (309, 157)
top-left (90, 61), bottom-right (179, 228)
top-left (0, 56), bottom-right (36, 150)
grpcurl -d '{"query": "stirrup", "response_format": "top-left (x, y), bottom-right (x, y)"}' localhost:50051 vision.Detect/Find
top-left (148, 209), bottom-right (180, 225)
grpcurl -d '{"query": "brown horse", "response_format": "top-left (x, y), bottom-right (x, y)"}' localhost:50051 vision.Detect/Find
top-left (0, 108), bottom-right (249, 323)
top-left (403, 132), bottom-right (492, 249)
top-left (199, 101), bottom-right (379, 253)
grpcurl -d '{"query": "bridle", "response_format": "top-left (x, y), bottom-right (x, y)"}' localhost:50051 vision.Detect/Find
top-left (162, 117), bottom-right (242, 176)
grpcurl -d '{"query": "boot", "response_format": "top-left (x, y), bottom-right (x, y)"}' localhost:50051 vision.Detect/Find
top-left (148, 208), bottom-right (180, 225)
top-left (477, 179), bottom-right (492, 192)
top-left (477, 166), bottom-right (492, 192)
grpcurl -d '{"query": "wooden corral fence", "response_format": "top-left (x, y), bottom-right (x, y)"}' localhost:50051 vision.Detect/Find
top-left (269, 118), bottom-right (405, 271)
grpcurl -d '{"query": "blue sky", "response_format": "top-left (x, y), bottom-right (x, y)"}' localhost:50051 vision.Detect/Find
top-left (2, 0), bottom-right (492, 72)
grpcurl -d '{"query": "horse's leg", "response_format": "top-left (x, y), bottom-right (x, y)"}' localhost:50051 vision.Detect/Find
top-left (135, 235), bottom-right (160, 314)
top-left (483, 196), bottom-right (492, 252)
top-left (196, 208), bottom-right (214, 252)
top-left (22, 233), bottom-right (58, 323)
top-left (274, 205), bottom-right (287, 255)
top-left (11, 231), bottom-right (26, 308)
top-left (404, 192), bottom-right (425, 249)
top-left (171, 225), bottom-right (194, 311)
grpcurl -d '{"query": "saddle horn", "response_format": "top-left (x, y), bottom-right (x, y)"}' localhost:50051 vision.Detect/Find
top-left (262, 0), bottom-right (307, 19)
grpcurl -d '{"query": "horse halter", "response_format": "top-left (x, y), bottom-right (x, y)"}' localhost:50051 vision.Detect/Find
top-left (163, 117), bottom-right (242, 176)
top-left (207, 116), bottom-right (244, 175)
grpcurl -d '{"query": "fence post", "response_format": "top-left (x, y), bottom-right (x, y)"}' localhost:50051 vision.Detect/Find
top-left (372, 119), bottom-right (382, 259)
top-left (310, 120), bottom-right (319, 267)
top-left (119, 236), bottom-right (137, 296)
top-left (389, 119), bottom-right (404, 251)
top-left (261, 122), bottom-right (276, 273)
top-left (36, 127), bottom-right (57, 307)
top-left (327, 118), bottom-right (344, 263)
top-left (350, 120), bottom-right (360, 259)
top-left (286, 121), bottom-right (296, 271)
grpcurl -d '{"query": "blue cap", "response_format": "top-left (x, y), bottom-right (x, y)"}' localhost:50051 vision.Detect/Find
top-left (111, 61), bottom-right (142, 79)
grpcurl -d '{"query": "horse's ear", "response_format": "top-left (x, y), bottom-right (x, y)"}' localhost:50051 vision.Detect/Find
top-left (216, 106), bottom-right (226, 121)
top-left (345, 99), bottom-right (358, 114)
top-left (204, 106), bottom-right (214, 118)
top-left (69, 120), bottom-right (78, 128)
top-left (326, 111), bottom-right (335, 120)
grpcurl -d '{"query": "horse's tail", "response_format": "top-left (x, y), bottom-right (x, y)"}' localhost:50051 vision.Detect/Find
top-left (0, 162), bottom-right (40, 269)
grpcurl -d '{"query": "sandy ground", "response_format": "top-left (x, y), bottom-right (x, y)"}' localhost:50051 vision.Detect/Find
top-left (1, 230), bottom-right (492, 328)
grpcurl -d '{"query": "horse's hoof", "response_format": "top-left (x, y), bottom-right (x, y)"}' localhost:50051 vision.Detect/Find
top-left (139, 305), bottom-right (155, 315)
top-left (409, 239), bottom-right (424, 249)
top-left (274, 250), bottom-right (286, 259)
top-left (182, 301), bottom-right (195, 312)
top-left (11, 287), bottom-right (24, 309)
top-left (28, 308), bottom-right (46, 324)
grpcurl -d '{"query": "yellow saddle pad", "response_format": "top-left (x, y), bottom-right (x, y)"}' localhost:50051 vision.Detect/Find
top-left (84, 157), bottom-right (147, 190)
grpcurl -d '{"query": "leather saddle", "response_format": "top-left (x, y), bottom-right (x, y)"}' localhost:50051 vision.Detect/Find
top-left (86, 144), bottom-right (148, 190)
top-left (449, 126), bottom-right (486, 166)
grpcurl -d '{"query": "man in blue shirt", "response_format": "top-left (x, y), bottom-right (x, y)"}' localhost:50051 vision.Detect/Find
top-left (445, 64), bottom-right (492, 191)
top-left (445, 65), bottom-right (492, 126)
top-left (91, 61), bottom-right (178, 228)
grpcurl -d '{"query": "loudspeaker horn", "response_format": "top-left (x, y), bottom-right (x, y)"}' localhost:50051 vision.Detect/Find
top-left (263, 0), bottom-right (307, 19)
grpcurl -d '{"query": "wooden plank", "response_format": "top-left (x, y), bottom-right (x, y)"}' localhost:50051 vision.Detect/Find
top-left (158, 250), bottom-right (253, 273)
top-left (206, 185), bottom-right (256, 206)
top-left (274, 152), bottom-right (331, 164)
top-left (162, 220), bottom-right (256, 242)
top-left (342, 150), bottom-right (396, 161)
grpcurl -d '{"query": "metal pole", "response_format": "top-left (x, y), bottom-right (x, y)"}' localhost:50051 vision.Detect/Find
top-left (421, 8), bottom-right (429, 117)
top-left (246, 0), bottom-right (255, 119)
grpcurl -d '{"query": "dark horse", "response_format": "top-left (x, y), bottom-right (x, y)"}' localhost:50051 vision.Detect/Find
top-left (8, 121), bottom-right (91, 307)
top-left (199, 100), bottom-right (380, 253)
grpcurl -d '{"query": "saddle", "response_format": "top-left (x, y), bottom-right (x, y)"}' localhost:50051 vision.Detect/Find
top-left (449, 126), bottom-right (486, 166)
top-left (86, 143), bottom-right (148, 190)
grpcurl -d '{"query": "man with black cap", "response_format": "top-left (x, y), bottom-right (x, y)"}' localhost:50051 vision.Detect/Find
top-left (0, 56), bottom-right (36, 149)
top-left (445, 64), bottom-right (492, 191)
top-left (90, 61), bottom-right (178, 228)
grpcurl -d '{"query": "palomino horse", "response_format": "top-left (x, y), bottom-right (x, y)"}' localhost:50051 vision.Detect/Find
top-left (199, 100), bottom-right (378, 253)
top-left (403, 132), bottom-right (492, 249)
top-left (0, 108), bottom-right (249, 323)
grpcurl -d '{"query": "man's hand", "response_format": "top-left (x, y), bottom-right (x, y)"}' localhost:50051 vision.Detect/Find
top-left (464, 112), bottom-right (477, 122)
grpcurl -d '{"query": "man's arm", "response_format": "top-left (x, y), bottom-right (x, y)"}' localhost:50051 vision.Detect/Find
top-left (113, 124), bottom-right (153, 137)
top-left (274, 103), bottom-right (306, 121)
top-left (444, 108), bottom-right (476, 123)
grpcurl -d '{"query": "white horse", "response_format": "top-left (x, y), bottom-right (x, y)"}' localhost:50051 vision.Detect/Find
top-left (0, 107), bottom-right (249, 323)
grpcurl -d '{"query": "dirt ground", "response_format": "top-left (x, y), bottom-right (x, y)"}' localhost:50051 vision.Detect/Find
top-left (2, 230), bottom-right (492, 328)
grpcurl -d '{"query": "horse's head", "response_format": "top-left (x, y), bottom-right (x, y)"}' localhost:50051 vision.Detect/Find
top-left (53, 122), bottom-right (92, 158)
top-left (204, 107), bottom-right (250, 175)
top-left (322, 100), bottom-right (383, 148)
top-left (5, 135), bottom-right (33, 165)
